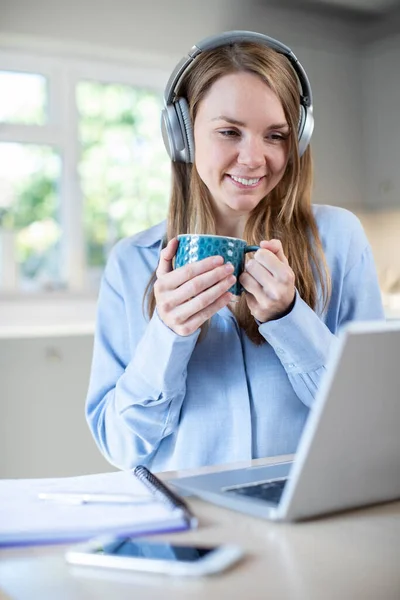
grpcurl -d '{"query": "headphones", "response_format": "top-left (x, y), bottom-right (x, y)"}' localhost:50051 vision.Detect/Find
top-left (161, 30), bottom-right (314, 163)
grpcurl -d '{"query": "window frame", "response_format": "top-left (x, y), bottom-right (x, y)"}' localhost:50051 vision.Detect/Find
top-left (0, 46), bottom-right (170, 296)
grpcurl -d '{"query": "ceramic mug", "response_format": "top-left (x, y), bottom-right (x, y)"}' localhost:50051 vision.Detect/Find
top-left (174, 234), bottom-right (260, 296)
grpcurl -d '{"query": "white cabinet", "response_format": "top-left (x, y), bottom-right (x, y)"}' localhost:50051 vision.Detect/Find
top-left (0, 328), bottom-right (116, 478)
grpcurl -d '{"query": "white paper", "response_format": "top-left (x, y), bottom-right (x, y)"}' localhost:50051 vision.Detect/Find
top-left (0, 471), bottom-right (187, 546)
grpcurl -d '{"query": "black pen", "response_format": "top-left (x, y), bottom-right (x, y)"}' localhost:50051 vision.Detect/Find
top-left (134, 465), bottom-right (198, 528)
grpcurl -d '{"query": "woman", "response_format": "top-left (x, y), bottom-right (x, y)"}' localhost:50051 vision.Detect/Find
top-left (86, 31), bottom-right (384, 472)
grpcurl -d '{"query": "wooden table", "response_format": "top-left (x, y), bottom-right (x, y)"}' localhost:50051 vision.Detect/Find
top-left (1, 457), bottom-right (399, 600)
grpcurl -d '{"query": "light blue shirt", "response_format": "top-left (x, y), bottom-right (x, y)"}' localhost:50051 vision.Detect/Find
top-left (86, 205), bottom-right (385, 472)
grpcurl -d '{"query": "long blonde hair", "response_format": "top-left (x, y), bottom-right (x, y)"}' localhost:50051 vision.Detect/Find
top-left (146, 42), bottom-right (331, 345)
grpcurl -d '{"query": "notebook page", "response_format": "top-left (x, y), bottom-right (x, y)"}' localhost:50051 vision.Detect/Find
top-left (0, 471), bottom-right (187, 546)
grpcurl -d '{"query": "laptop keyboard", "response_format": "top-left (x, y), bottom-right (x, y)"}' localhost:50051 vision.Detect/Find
top-left (223, 478), bottom-right (288, 505)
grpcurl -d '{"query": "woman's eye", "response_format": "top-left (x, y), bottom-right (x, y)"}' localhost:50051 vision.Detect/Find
top-left (219, 129), bottom-right (240, 138)
top-left (267, 133), bottom-right (289, 142)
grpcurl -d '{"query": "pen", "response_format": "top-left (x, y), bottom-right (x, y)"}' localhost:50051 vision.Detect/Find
top-left (38, 492), bottom-right (152, 505)
top-left (134, 465), bottom-right (198, 528)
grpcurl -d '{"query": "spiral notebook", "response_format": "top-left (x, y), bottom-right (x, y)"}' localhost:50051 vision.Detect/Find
top-left (0, 467), bottom-right (197, 547)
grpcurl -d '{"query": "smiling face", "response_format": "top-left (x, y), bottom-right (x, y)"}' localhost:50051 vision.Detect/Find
top-left (193, 71), bottom-right (290, 232)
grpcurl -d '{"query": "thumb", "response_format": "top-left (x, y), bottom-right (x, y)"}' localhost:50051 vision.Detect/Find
top-left (156, 238), bottom-right (179, 277)
top-left (260, 239), bottom-right (288, 265)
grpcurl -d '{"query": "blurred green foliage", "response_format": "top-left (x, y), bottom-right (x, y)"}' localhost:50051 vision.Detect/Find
top-left (15, 175), bottom-right (56, 229)
top-left (0, 143), bottom-right (60, 286)
top-left (77, 81), bottom-right (170, 268)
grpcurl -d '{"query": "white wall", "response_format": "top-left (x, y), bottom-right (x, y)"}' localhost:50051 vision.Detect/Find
top-left (1, 0), bottom-right (366, 209)
top-left (362, 33), bottom-right (400, 209)
top-left (1, 0), bottom-right (363, 56)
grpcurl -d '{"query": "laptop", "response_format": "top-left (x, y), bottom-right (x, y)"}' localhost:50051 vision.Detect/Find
top-left (170, 320), bottom-right (400, 521)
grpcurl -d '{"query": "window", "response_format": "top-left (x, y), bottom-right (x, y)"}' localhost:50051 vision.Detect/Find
top-left (0, 142), bottom-right (61, 291)
top-left (77, 81), bottom-right (170, 287)
top-left (0, 53), bottom-right (170, 294)
top-left (0, 70), bottom-right (47, 125)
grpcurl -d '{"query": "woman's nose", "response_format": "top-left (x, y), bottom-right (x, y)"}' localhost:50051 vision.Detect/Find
top-left (237, 136), bottom-right (265, 169)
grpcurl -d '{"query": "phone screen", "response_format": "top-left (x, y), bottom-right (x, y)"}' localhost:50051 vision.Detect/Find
top-left (96, 539), bottom-right (215, 563)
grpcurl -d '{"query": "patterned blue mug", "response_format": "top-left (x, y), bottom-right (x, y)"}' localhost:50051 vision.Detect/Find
top-left (175, 234), bottom-right (260, 296)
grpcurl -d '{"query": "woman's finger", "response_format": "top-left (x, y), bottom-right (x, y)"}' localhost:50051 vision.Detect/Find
top-left (162, 263), bottom-right (235, 309)
top-left (170, 273), bottom-right (236, 324)
top-left (245, 258), bottom-right (275, 288)
top-left (157, 255), bottom-right (225, 291)
top-left (156, 238), bottom-right (179, 277)
top-left (173, 291), bottom-right (234, 336)
top-left (242, 288), bottom-right (259, 316)
top-left (259, 239), bottom-right (289, 265)
top-left (251, 250), bottom-right (294, 284)
top-left (239, 271), bottom-right (266, 303)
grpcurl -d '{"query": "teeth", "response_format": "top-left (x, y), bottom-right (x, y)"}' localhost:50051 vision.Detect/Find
top-left (230, 175), bottom-right (261, 186)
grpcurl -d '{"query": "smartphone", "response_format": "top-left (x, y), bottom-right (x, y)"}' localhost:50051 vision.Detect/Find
top-left (65, 535), bottom-right (244, 577)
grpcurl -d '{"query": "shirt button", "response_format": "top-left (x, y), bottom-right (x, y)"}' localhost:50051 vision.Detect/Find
top-left (276, 348), bottom-right (284, 354)
top-left (287, 363), bottom-right (296, 369)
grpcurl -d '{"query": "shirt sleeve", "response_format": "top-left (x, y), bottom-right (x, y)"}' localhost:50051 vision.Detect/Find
top-left (258, 243), bottom-right (385, 408)
top-left (85, 247), bottom-right (200, 470)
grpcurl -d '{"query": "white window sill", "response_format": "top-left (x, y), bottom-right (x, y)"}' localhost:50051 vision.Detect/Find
top-left (0, 294), bottom-right (97, 336)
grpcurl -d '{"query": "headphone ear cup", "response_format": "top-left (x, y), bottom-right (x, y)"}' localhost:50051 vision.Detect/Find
top-left (298, 105), bottom-right (314, 157)
top-left (174, 97), bottom-right (195, 164)
top-left (161, 104), bottom-right (183, 162)
top-left (160, 98), bottom-right (194, 163)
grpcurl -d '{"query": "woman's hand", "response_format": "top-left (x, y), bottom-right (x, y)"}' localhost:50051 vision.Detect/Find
top-left (154, 238), bottom-right (236, 336)
top-left (239, 239), bottom-right (296, 323)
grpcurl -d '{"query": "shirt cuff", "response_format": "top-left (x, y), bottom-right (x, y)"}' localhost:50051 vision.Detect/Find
top-left (126, 309), bottom-right (200, 394)
top-left (258, 291), bottom-right (337, 373)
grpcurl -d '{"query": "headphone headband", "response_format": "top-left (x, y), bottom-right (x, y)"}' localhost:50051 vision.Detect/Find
top-left (161, 30), bottom-right (314, 163)
top-left (164, 30), bottom-right (313, 108)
